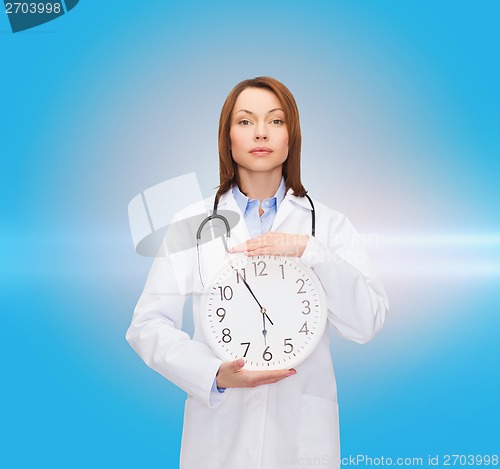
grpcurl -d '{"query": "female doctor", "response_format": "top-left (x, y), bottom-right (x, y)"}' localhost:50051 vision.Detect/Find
top-left (126, 76), bottom-right (389, 469)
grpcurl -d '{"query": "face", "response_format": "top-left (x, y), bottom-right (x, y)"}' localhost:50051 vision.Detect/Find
top-left (229, 87), bottom-right (289, 178)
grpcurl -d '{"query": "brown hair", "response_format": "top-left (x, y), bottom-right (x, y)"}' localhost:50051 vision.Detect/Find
top-left (215, 76), bottom-right (306, 204)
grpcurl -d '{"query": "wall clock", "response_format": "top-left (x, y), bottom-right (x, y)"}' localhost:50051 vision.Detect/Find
top-left (201, 254), bottom-right (327, 370)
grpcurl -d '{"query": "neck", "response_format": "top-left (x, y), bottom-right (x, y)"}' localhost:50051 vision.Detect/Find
top-left (237, 167), bottom-right (283, 201)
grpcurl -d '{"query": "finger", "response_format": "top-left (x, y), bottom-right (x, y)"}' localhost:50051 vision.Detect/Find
top-left (231, 245), bottom-right (269, 256)
top-left (256, 372), bottom-right (295, 386)
top-left (228, 241), bottom-right (248, 253)
top-left (229, 234), bottom-right (276, 254)
top-left (243, 235), bottom-right (271, 250)
top-left (245, 369), bottom-right (296, 387)
top-left (244, 247), bottom-right (279, 257)
top-left (262, 232), bottom-right (279, 245)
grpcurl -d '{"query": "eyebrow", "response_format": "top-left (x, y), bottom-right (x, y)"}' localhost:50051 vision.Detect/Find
top-left (234, 107), bottom-right (284, 115)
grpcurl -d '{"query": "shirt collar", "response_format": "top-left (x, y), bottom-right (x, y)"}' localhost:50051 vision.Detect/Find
top-left (232, 177), bottom-right (286, 216)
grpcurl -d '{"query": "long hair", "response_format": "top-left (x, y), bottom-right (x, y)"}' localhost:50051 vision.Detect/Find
top-left (216, 76), bottom-right (306, 204)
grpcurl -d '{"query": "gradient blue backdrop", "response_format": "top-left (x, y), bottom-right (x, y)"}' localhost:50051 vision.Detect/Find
top-left (1, 1), bottom-right (499, 467)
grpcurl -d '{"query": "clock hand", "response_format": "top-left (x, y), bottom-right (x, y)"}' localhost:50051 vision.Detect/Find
top-left (235, 270), bottom-right (274, 325)
top-left (236, 271), bottom-right (274, 326)
top-left (236, 271), bottom-right (264, 309)
top-left (262, 313), bottom-right (267, 347)
top-left (264, 311), bottom-right (274, 326)
top-left (235, 270), bottom-right (273, 345)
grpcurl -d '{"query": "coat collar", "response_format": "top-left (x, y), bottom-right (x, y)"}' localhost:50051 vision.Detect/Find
top-left (216, 188), bottom-right (313, 238)
top-left (216, 190), bottom-right (250, 243)
top-left (271, 189), bottom-right (313, 232)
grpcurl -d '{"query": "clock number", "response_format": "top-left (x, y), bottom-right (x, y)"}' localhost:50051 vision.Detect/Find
top-left (222, 328), bottom-right (232, 343)
top-left (216, 307), bottom-right (226, 322)
top-left (301, 300), bottom-right (311, 315)
top-left (299, 321), bottom-right (310, 335)
top-left (284, 338), bottom-right (294, 354)
top-left (240, 342), bottom-right (251, 357)
top-left (262, 346), bottom-right (273, 362)
top-left (252, 260), bottom-right (268, 277)
top-left (296, 278), bottom-right (306, 294)
top-left (218, 285), bottom-right (233, 301)
top-left (279, 264), bottom-right (285, 280)
top-left (235, 268), bottom-right (246, 283)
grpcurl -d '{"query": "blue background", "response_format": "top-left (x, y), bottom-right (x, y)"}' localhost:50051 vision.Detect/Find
top-left (1, 1), bottom-right (499, 467)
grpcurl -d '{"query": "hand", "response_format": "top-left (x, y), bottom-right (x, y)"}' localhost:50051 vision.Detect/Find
top-left (229, 232), bottom-right (309, 257)
top-left (216, 359), bottom-right (296, 389)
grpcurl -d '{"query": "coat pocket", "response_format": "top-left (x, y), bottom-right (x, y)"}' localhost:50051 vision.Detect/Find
top-left (297, 393), bottom-right (340, 468)
top-left (180, 397), bottom-right (220, 469)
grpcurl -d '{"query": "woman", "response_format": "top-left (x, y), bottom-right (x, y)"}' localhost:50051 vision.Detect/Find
top-left (126, 77), bottom-right (388, 469)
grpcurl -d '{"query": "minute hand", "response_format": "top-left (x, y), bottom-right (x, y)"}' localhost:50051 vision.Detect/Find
top-left (236, 271), bottom-right (274, 326)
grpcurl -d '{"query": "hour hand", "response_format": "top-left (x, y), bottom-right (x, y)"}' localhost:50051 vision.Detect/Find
top-left (260, 307), bottom-right (270, 346)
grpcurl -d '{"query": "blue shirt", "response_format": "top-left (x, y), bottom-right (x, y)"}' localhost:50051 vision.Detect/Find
top-left (231, 177), bottom-right (287, 237)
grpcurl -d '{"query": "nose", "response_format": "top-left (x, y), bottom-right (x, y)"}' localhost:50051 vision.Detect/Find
top-left (254, 122), bottom-right (268, 140)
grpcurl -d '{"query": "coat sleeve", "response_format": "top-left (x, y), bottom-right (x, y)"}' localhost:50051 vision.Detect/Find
top-left (300, 204), bottom-right (388, 343)
top-left (125, 247), bottom-right (228, 408)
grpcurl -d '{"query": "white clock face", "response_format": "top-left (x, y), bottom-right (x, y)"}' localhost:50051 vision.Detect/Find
top-left (201, 255), bottom-right (327, 370)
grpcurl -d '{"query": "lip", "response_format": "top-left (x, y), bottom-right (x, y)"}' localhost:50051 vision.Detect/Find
top-left (250, 146), bottom-right (273, 155)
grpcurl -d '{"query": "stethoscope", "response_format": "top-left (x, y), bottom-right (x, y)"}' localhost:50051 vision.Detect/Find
top-left (196, 193), bottom-right (316, 287)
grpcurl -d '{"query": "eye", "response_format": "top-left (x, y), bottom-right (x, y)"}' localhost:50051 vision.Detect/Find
top-left (239, 119), bottom-right (252, 126)
top-left (270, 119), bottom-right (284, 125)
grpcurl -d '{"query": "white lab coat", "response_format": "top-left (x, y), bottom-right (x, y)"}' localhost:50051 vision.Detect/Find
top-left (126, 189), bottom-right (388, 469)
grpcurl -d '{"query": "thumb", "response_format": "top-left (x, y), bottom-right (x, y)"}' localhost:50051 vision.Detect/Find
top-left (233, 358), bottom-right (245, 370)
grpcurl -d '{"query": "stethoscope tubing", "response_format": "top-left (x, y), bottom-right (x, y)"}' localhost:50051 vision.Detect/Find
top-left (196, 193), bottom-right (315, 242)
top-left (196, 192), bottom-right (316, 286)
